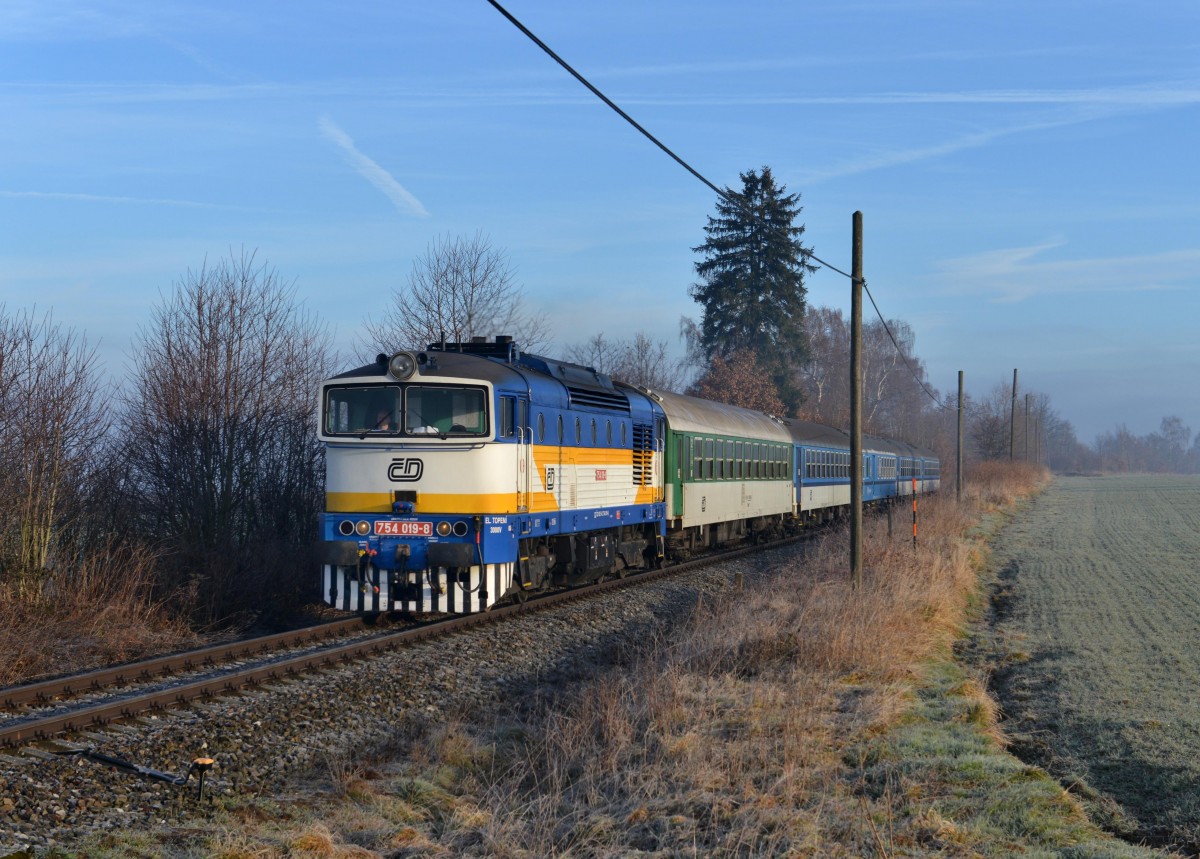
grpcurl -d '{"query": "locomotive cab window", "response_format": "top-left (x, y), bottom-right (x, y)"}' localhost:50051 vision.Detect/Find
top-left (324, 384), bottom-right (486, 437)
top-left (406, 386), bottom-right (486, 436)
top-left (324, 385), bottom-right (401, 435)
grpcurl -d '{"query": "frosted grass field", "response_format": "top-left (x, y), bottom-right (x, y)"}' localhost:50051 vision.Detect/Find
top-left (989, 474), bottom-right (1200, 851)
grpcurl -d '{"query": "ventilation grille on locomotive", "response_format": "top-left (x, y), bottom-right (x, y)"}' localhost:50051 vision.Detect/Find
top-left (566, 385), bottom-right (630, 413)
top-left (632, 422), bottom-right (653, 485)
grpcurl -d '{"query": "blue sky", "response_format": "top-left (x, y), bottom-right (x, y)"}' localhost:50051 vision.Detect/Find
top-left (2, 1), bottom-right (1197, 443)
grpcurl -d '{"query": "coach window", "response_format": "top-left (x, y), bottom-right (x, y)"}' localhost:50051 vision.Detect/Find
top-left (705, 438), bottom-right (715, 480)
top-left (734, 442), bottom-right (743, 479)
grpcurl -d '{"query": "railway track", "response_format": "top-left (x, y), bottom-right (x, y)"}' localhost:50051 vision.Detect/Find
top-left (0, 535), bottom-right (803, 751)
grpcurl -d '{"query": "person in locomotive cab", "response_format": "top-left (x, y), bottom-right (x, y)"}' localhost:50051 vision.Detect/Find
top-left (373, 408), bottom-right (395, 432)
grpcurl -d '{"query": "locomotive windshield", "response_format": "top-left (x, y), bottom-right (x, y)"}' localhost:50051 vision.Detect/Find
top-left (323, 384), bottom-right (487, 438)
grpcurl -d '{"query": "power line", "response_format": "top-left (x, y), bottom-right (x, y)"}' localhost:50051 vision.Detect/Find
top-left (484, 0), bottom-right (853, 280)
top-left (861, 280), bottom-right (953, 411)
top-left (487, 0), bottom-right (947, 405)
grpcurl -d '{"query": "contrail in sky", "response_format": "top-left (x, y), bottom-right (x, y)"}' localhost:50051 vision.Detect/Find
top-left (319, 116), bottom-right (429, 218)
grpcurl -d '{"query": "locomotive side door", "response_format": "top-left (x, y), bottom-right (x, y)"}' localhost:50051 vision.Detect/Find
top-left (655, 417), bottom-right (666, 503)
top-left (516, 398), bottom-right (530, 513)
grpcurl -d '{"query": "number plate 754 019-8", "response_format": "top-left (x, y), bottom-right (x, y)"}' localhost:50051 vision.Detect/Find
top-left (375, 521), bottom-right (432, 537)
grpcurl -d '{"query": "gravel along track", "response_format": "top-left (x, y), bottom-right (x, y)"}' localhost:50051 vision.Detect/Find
top-left (986, 474), bottom-right (1200, 850)
top-left (0, 619), bottom-right (391, 746)
top-left (0, 543), bottom-right (799, 855)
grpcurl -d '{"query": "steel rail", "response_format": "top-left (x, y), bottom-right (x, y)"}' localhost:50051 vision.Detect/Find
top-left (0, 535), bottom-right (804, 749)
top-left (0, 617), bottom-right (368, 711)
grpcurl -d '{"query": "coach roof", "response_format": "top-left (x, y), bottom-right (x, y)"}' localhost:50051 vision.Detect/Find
top-left (640, 387), bottom-right (791, 441)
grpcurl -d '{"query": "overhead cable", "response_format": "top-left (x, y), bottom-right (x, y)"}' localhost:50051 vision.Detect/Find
top-left (487, 0), bottom-right (950, 406)
top-left (484, 0), bottom-right (853, 280)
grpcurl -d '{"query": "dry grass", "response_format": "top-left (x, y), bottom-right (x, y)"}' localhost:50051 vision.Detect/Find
top-left (0, 542), bottom-right (200, 686)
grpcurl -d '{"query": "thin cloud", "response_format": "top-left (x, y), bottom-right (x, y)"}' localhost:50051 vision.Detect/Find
top-left (934, 243), bottom-right (1200, 303)
top-left (800, 103), bottom-right (1147, 184)
top-left (318, 117), bottom-right (429, 218)
top-left (1, 189), bottom-right (223, 208)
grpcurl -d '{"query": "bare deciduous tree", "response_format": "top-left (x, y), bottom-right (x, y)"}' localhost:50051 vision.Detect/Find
top-left (0, 307), bottom-right (109, 601)
top-left (688, 350), bottom-right (788, 416)
top-left (566, 332), bottom-right (689, 392)
top-left (120, 251), bottom-right (334, 623)
top-left (362, 232), bottom-right (550, 358)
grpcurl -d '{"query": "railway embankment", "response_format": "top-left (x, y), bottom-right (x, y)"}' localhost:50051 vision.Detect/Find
top-left (3, 465), bottom-right (1177, 858)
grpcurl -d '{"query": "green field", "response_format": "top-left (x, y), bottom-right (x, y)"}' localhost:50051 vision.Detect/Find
top-left (987, 474), bottom-right (1200, 851)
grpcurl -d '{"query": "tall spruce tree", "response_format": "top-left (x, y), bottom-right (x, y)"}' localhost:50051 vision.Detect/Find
top-left (690, 166), bottom-right (815, 413)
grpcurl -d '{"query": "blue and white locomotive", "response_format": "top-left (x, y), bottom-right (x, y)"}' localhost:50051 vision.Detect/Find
top-left (318, 337), bottom-right (939, 615)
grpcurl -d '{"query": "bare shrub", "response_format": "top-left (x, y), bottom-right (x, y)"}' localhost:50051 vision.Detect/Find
top-left (565, 332), bottom-right (690, 392)
top-left (361, 231), bottom-right (550, 357)
top-left (119, 250), bottom-right (334, 625)
top-left (0, 307), bottom-right (110, 602)
top-left (0, 542), bottom-right (197, 685)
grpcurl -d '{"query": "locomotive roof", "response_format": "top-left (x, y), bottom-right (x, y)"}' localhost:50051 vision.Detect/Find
top-left (329, 350), bottom-right (528, 388)
top-left (327, 340), bottom-right (656, 418)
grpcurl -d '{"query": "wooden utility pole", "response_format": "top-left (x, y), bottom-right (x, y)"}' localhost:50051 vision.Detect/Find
top-left (850, 211), bottom-right (864, 589)
top-left (1009, 368), bottom-right (1018, 460)
top-left (1025, 392), bottom-right (1031, 461)
top-left (956, 370), bottom-right (964, 501)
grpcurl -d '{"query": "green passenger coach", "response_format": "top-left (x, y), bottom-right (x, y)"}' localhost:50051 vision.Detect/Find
top-left (646, 388), bottom-right (795, 554)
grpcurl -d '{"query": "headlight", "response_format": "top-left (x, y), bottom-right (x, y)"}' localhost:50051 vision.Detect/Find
top-left (355, 520), bottom-right (371, 536)
top-left (452, 521), bottom-right (468, 537)
top-left (388, 351), bottom-right (417, 380)
top-left (436, 521), bottom-right (452, 537)
top-left (338, 520), bottom-right (355, 536)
